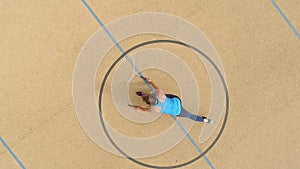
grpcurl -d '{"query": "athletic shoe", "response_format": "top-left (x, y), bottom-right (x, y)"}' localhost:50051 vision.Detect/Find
top-left (203, 118), bottom-right (213, 124)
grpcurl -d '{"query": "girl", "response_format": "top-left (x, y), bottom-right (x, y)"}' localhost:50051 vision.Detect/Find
top-left (133, 77), bottom-right (212, 124)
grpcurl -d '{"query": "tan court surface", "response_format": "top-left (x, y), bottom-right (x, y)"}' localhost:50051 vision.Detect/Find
top-left (1, 0), bottom-right (299, 169)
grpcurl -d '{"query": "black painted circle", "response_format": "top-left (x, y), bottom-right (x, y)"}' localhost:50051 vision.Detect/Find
top-left (98, 39), bottom-right (229, 168)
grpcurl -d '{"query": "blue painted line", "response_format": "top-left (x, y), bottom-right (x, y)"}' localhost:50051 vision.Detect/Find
top-left (172, 116), bottom-right (215, 169)
top-left (81, 0), bottom-right (154, 92)
top-left (81, 0), bottom-right (215, 168)
top-left (0, 137), bottom-right (26, 169)
top-left (271, 0), bottom-right (300, 40)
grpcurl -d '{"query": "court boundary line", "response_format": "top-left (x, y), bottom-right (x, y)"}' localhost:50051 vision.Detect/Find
top-left (0, 136), bottom-right (26, 169)
top-left (271, 0), bottom-right (300, 40)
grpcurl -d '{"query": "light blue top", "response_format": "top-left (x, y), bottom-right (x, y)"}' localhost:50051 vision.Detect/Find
top-left (153, 97), bottom-right (181, 116)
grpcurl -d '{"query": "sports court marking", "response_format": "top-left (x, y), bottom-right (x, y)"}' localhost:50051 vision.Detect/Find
top-left (81, 0), bottom-right (215, 168)
top-left (172, 116), bottom-right (215, 169)
top-left (271, 0), bottom-right (300, 40)
top-left (0, 136), bottom-right (26, 169)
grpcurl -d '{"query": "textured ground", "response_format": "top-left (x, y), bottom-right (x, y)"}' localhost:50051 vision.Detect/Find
top-left (0, 0), bottom-right (299, 168)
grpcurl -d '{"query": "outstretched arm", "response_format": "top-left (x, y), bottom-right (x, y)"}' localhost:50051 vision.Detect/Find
top-left (146, 77), bottom-right (159, 89)
top-left (134, 106), bottom-right (151, 112)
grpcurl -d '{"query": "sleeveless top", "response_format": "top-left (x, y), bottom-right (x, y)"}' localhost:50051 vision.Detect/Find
top-left (153, 96), bottom-right (181, 116)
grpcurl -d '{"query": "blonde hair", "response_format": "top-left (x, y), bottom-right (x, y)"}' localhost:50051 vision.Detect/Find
top-left (148, 93), bottom-right (157, 105)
